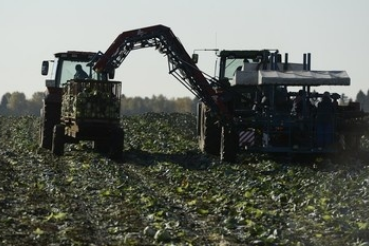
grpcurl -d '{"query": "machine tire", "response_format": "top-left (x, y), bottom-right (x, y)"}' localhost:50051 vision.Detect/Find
top-left (39, 108), bottom-right (48, 148)
top-left (220, 126), bottom-right (237, 163)
top-left (343, 134), bottom-right (360, 152)
top-left (93, 139), bottom-right (110, 154)
top-left (39, 102), bottom-right (61, 150)
top-left (198, 102), bottom-right (221, 156)
top-left (110, 127), bottom-right (124, 161)
top-left (52, 124), bottom-right (65, 156)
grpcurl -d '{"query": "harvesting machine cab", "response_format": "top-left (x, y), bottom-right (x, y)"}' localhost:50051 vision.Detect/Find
top-left (39, 51), bottom-right (123, 158)
top-left (197, 49), bottom-right (368, 161)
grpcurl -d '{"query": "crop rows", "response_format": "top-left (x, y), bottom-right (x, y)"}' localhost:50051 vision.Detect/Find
top-left (0, 114), bottom-right (368, 245)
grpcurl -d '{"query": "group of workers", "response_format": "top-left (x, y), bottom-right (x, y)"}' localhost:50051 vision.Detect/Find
top-left (291, 90), bottom-right (337, 148)
top-left (256, 87), bottom-right (337, 149)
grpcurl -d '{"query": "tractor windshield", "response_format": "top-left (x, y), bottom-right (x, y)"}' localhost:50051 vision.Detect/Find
top-left (57, 60), bottom-right (107, 87)
top-left (224, 58), bottom-right (244, 80)
top-left (58, 60), bottom-right (93, 86)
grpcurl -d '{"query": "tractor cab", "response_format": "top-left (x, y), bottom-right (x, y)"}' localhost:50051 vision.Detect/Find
top-left (39, 51), bottom-right (123, 157)
top-left (41, 51), bottom-right (107, 90)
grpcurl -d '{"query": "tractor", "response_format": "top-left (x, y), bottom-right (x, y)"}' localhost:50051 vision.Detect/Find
top-left (39, 51), bottom-right (123, 159)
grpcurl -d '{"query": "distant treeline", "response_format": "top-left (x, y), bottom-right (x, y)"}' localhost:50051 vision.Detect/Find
top-left (0, 92), bottom-right (198, 116)
top-left (1, 90), bottom-right (368, 116)
top-left (121, 95), bottom-right (197, 115)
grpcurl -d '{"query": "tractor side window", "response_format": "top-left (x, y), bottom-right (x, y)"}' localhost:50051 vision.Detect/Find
top-left (49, 59), bottom-right (58, 80)
top-left (224, 58), bottom-right (244, 80)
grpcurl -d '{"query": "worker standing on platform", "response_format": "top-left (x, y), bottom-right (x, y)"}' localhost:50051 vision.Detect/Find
top-left (316, 92), bottom-right (335, 148)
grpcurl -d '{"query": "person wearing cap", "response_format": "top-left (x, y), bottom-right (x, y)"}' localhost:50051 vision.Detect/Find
top-left (316, 92), bottom-right (335, 148)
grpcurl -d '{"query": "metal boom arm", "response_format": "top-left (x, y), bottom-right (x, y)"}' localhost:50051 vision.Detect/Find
top-left (93, 24), bottom-right (231, 120)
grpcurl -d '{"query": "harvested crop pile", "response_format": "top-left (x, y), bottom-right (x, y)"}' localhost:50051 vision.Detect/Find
top-left (0, 113), bottom-right (368, 245)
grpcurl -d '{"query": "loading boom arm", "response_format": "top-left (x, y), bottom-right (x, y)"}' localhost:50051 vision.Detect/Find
top-left (93, 24), bottom-right (231, 121)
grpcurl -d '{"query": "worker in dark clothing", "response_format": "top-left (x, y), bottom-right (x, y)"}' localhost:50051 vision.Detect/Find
top-left (74, 64), bottom-right (89, 79)
top-left (291, 90), bottom-right (304, 118)
top-left (316, 92), bottom-right (335, 148)
top-left (291, 90), bottom-right (309, 147)
top-left (274, 86), bottom-right (291, 113)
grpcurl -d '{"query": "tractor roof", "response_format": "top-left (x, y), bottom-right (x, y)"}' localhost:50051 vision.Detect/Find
top-left (259, 70), bottom-right (350, 86)
top-left (54, 51), bottom-right (96, 60)
top-left (233, 70), bottom-right (350, 86)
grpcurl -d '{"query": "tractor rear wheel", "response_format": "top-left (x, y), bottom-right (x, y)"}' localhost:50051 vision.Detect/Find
top-left (52, 124), bottom-right (65, 156)
top-left (198, 103), bottom-right (221, 156)
top-left (93, 139), bottom-right (110, 154)
top-left (40, 102), bottom-right (61, 150)
top-left (110, 127), bottom-right (124, 161)
top-left (220, 126), bottom-right (237, 163)
top-left (343, 134), bottom-right (361, 152)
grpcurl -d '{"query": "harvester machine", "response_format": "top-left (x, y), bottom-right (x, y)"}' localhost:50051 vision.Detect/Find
top-left (39, 24), bottom-right (368, 163)
top-left (196, 49), bottom-right (369, 161)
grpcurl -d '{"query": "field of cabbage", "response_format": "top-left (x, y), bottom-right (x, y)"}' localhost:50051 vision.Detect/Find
top-left (0, 113), bottom-right (369, 246)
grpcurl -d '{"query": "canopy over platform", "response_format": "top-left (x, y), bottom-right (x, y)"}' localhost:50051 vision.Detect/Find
top-left (233, 70), bottom-right (350, 86)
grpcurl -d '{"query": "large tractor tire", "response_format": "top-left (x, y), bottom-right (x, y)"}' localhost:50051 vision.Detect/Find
top-left (110, 127), bottom-right (124, 161)
top-left (343, 133), bottom-right (361, 152)
top-left (52, 124), bottom-right (65, 156)
top-left (93, 139), bottom-right (110, 154)
top-left (198, 102), bottom-right (221, 156)
top-left (220, 126), bottom-right (238, 163)
top-left (39, 102), bottom-right (61, 150)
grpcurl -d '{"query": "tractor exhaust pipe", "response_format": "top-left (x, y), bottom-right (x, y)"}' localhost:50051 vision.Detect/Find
top-left (307, 53), bottom-right (311, 71)
top-left (284, 53), bottom-right (289, 70)
top-left (303, 53), bottom-right (312, 71)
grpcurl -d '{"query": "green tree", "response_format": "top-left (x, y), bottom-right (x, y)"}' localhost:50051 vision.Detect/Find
top-left (355, 90), bottom-right (366, 109)
top-left (365, 90), bottom-right (369, 112)
top-left (7, 92), bottom-right (27, 116)
top-left (27, 92), bottom-right (44, 115)
top-left (0, 92), bottom-right (11, 115)
top-left (174, 97), bottom-right (194, 112)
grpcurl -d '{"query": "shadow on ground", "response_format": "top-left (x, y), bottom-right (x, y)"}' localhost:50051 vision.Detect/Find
top-left (123, 148), bottom-right (217, 170)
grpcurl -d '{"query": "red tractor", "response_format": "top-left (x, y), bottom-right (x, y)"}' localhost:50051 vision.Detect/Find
top-left (40, 51), bottom-right (123, 159)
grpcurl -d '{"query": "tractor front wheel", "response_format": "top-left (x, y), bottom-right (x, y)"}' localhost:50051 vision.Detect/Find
top-left (110, 127), bottom-right (124, 161)
top-left (220, 126), bottom-right (238, 163)
top-left (52, 124), bottom-right (65, 156)
top-left (198, 103), bottom-right (221, 156)
top-left (40, 102), bottom-right (61, 150)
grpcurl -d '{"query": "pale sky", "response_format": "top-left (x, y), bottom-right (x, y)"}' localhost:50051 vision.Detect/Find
top-left (1, 0), bottom-right (368, 100)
